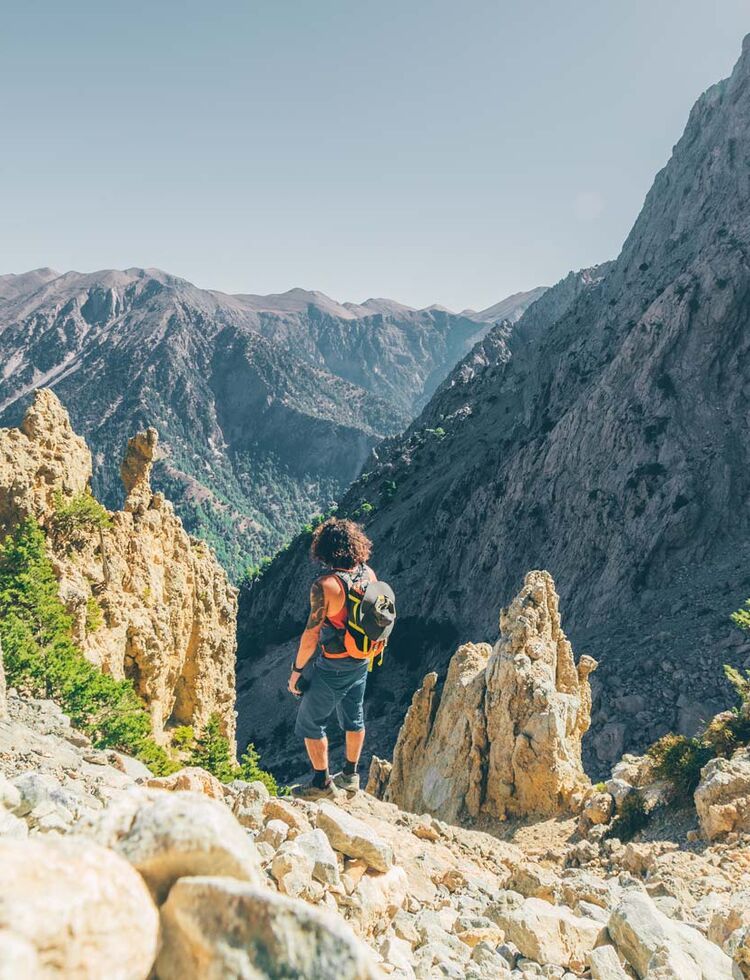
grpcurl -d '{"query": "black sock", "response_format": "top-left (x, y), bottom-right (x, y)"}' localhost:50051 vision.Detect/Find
top-left (343, 759), bottom-right (358, 776)
top-left (312, 767), bottom-right (330, 788)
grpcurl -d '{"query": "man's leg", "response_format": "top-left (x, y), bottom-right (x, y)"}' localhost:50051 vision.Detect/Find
top-left (334, 670), bottom-right (368, 792)
top-left (344, 729), bottom-right (365, 767)
top-left (293, 672), bottom-right (338, 797)
top-left (304, 735), bottom-right (329, 772)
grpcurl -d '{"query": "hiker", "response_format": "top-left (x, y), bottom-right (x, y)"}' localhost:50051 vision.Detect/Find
top-left (289, 517), bottom-right (395, 799)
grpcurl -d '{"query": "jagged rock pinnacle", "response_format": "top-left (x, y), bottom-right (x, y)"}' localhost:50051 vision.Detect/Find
top-left (121, 427), bottom-right (158, 513)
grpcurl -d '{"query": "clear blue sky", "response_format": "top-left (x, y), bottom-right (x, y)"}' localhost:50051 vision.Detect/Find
top-left (1, 1), bottom-right (747, 310)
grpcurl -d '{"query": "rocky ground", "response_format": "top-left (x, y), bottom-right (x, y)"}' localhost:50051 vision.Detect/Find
top-left (3, 681), bottom-right (750, 979)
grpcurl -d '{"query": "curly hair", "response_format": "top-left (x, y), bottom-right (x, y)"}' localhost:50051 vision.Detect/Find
top-left (310, 518), bottom-right (372, 569)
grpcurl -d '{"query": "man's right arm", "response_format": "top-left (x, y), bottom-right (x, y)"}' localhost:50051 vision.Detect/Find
top-left (288, 579), bottom-right (326, 694)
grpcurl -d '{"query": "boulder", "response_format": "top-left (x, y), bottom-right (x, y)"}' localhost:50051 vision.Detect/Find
top-left (0, 808), bottom-right (28, 839)
top-left (258, 818), bottom-right (289, 848)
top-left (694, 747), bottom-right (750, 839)
top-left (727, 925), bottom-right (750, 978)
top-left (231, 779), bottom-right (271, 830)
top-left (0, 773), bottom-right (20, 812)
top-left (271, 840), bottom-right (316, 899)
top-left (295, 828), bottom-right (342, 886)
top-left (608, 890), bottom-right (734, 978)
top-left (146, 766), bottom-right (225, 800)
top-left (589, 944), bottom-right (633, 979)
top-left (351, 866), bottom-right (409, 937)
top-left (80, 788), bottom-right (263, 901)
top-left (0, 836), bottom-right (158, 979)
top-left (317, 801), bottom-right (394, 872)
top-left (264, 796), bottom-right (313, 834)
top-left (157, 875), bottom-right (380, 979)
top-left (489, 896), bottom-right (606, 971)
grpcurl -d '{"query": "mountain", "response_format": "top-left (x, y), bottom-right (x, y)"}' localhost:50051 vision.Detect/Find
top-left (237, 35), bottom-right (750, 780)
top-left (460, 285), bottom-right (549, 322)
top-left (0, 270), bottom-right (541, 577)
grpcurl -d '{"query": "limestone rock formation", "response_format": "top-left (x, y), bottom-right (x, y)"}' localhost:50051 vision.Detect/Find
top-left (375, 571), bottom-right (597, 822)
top-left (0, 389), bottom-right (237, 745)
top-left (0, 388), bottom-right (91, 529)
top-left (694, 747), bottom-right (750, 840)
top-left (484, 571), bottom-right (598, 820)
top-left (121, 426), bottom-right (158, 512)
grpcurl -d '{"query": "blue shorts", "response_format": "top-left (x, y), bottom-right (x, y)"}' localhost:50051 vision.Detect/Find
top-left (294, 662), bottom-right (368, 741)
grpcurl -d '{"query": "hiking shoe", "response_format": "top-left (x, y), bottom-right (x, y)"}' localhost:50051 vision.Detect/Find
top-left (333, 771), bottom-right (360, 794)
top-left (290, 779), bottom-right (341, 801)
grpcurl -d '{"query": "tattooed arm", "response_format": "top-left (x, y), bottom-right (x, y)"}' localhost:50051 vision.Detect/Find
top-left (289, 579), bottom-right (328, 694)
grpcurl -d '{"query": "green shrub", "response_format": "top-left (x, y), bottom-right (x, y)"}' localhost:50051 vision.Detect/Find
top-left (171, 725), bottom-right (196, 752)
top-left (190, 713), bottom-right (278, 794)
top-left (50, 490), bottom-right (112, 545)
top-left (85, 595), bottom-right (103, 634)
top-left (724, 662), bottom-right (750, 704)
top-left (0, 519), bottom-right (177, 776)
top-left (242, 556), bottom-right (273, 585)
top-left (647, 733), bottom-right (712, 802)
top-left (607, 791), bottom-right (649, 842)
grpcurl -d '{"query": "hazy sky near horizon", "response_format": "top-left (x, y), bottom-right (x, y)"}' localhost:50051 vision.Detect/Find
top-left (2, 2), bottom-right (748, 311)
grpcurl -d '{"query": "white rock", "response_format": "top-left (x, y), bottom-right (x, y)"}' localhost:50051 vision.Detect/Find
top-left (589, 944), bottom-right (632, 979)
top-left (0, 836), bottom-right (158, 979)
top-left (0, 930), bottom-right (39, 979)
top-left (0, 807), bottom-right (28, 840)
top-left (354, 866), bottom-right (409, 938)
top-left (608, 890), bottom-right (734, 979)
top-left (381, 935), bottom-right (416, 977)
top-left (296, 827), bottom-right (342, 886)
top-left (80, 787), bottom-right (263, 901)
top-left (257, 817), bottom-right (289, 848)
top-left (317, 801), bottom-right (393, 872)
top-left (490, 896), bottom-right (606, 972)
top-left (157, 875), bottom-right (381, 979)
top-left (231, 779), bottom-right (270, 830)
top-left (0, 773), bottom-right (20, 811)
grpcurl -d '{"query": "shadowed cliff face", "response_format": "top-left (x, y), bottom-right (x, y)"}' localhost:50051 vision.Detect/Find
top-left (0, 271), bottom-right (540, 578)
top-left (238, 36), bottom-right (750, 781)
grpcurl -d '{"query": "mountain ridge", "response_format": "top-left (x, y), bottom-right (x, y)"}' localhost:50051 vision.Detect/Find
top-left (0, 267), bottom-right (543, 576)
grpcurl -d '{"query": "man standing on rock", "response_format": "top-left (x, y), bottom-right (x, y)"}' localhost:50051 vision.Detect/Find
top-left (288, 518), bottom-right (382, 800)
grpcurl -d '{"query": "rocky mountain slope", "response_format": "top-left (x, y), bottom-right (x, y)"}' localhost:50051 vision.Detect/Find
top-left (4, 618), bottom-right (750, 978)
top-left (0, 269), bottom-right (541, 576)
top-left (0, 388), bottom-right (237, 745)
top-left (238, 35), bottom-right (750, 777)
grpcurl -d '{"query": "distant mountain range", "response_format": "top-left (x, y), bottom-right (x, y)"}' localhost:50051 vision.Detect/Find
top-left (0, 268), bottom-right (543, 575)
top-left (237, 35), bottom-right (750, 780)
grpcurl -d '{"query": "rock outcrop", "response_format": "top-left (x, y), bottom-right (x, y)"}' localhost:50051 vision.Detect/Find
top-left (375, 571), bottom-right (597, 822)
top-left (0, 389), bottom-right (237, 745)
top-left (695, 746), bottom-right (750, 840)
